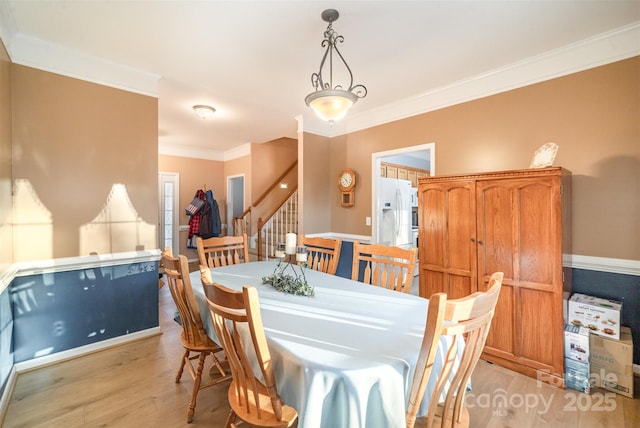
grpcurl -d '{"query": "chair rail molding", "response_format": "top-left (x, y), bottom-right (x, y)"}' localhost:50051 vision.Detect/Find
top-left (563, 254), bottom-right (640, 277)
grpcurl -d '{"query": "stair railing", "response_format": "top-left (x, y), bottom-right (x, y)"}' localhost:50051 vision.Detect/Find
top-left (232, 160), bottom-right (297, 238)
top-left (257, 187), bottom-right (298, 260)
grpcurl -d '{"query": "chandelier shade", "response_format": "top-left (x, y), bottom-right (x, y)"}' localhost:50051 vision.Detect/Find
top-left (305, 89), bottom-right (357, 122)
top-left (192, 104), bottom-right (216, 119)
top-left (305, 9), bottom-right (366, 123)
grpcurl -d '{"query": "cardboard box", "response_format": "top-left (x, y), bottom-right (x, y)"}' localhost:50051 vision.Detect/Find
top-left (568, 293), bottom-right (622, 340)
top-left (564, 324), bottom-right (590, 363)
top-left (565, 358), bottom-right (591, 394)
top-left (589, 326), bottom-right (634, 398)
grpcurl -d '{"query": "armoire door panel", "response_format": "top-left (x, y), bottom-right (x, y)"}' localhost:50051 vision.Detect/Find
top-left (477, 185), bottom-right (514, 279)
top-left (420, 187), bottom-right (446, 267)
top-left (484, 282), bottom-right (514, 354)
top-left (518, 288), bottom-right (556, 365)
top-left (518, 180), bottom-right (558, 285)
top-left (446, 186), bottom-right (476, 273)
top-left (419, 181), bottom-right (476, 297)
top-left (420, 270), bottom-right (445, 296)
top-left (448, 275), bottom-right (474, 299)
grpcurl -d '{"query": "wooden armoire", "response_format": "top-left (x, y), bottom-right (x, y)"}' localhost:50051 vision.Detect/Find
top-left (417, 167), bottom-right (571, 386)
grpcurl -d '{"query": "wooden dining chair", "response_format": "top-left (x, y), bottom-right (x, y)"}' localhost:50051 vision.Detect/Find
top-left (300, 235), bottom-right (342, 275)
top-left (351, 241), bottom-right (418, 293)
top-left (196, 234), bottom-right (249, 268)
top-left (202, 278), bottom-right (299, 428)
top-left (161, 250), bottom-right (231, 423)
top-left (406, 272), bottom-right (504, 428)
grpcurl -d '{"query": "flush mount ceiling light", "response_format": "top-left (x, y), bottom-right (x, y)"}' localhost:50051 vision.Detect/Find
top-left (192, 104), bottom-right (216, 119)
top-left (305, 9), bottom-right (367, 123)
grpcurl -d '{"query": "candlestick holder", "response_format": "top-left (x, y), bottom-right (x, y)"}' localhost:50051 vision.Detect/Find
top-left (262, 239), bottom-right (314, 297)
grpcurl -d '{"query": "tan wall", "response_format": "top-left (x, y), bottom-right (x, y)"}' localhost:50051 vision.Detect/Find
top-left (251, 137), bottom-right (297, 202)
top-left (159, 154), bottom-right (226, 260)
top-left (328, 57), bottom-right (639, 260)
top-left (12, 65), bottom-right (158, 259)
top-left (300, 132), bottom-right (331, 234)
top-left (0, 39), bottom-right (12, 267)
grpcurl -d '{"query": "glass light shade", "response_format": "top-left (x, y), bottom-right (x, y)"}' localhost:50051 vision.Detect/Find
top-left (193, 104), bottom-right (216, 119)
top-left (305, 89), bottom-right (358, 122)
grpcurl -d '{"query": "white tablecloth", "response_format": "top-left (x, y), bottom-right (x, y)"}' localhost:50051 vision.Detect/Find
top-left (189, 261), bottom-right (459, 428)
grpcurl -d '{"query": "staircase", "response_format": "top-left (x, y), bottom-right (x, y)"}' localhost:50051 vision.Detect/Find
top-left (258, 190), bottom-right (298, 260)
top-left (232, 161), bottom-right (298, 261)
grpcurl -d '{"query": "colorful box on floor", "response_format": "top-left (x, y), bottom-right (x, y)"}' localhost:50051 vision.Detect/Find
top-left (564, 324), bottom-right (590, 363)
top-left (568, 293), bottom-right (622, 340)
top-left (590, 326), bottom-right (634, 398)
top-left (565, 358), bottom-right (591, 394)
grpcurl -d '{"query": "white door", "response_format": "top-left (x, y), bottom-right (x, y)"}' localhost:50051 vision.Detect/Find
top-left (158, 172), bottom-right (179, 255)
top-left (227, 175), bottom-right (245, 235)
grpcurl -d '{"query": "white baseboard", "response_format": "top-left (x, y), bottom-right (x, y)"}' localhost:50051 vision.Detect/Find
top-left (14, 326), bottom-right (161, 373)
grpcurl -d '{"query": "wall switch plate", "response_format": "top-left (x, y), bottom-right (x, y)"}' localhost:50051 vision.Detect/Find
top-left (365, 216), bottom-right (371, 226)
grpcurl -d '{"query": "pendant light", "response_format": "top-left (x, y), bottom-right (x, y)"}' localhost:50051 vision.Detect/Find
top-left (305, 9), bottom-right (367, 123)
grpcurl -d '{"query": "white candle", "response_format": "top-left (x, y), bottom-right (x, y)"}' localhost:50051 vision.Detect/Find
top-left (296, 246), bottom-right (308, 262)
top-left (286, 233), bottom-right (297, 255)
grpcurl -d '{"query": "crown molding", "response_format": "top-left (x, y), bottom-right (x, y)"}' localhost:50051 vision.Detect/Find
top-left (159, 142), bottom-right (251, 161)
top-left (3, 32), bottom-right (160, 97)
top-left (304, 22), bottom-right (640, 138)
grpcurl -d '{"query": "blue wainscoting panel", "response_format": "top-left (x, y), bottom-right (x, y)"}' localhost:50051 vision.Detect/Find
top-left (572, 268), bottom-right (640, 365)
top-left (335, 240), bottom-right (354, 279)
top-left (10, 261), bottom-right (158, 363)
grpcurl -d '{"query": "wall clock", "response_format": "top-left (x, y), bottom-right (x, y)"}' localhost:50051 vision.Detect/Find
top-left (338, 169), bottom-right (356, 207)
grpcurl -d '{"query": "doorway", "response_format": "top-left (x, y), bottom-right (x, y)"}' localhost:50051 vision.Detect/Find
top-left (158, 172), bottom-right (179, 256)
top-left (227, 174), bottom-right (245, 235)
top-left (371, 143), bottom-right (435, 245)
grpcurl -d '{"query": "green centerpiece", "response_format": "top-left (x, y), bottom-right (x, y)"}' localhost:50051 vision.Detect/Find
top-left (262, 237), bottom-right (314, 297)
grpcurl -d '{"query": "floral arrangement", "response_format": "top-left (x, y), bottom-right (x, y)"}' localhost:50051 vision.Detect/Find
top-left (262, 259), bottom-right (314, 297)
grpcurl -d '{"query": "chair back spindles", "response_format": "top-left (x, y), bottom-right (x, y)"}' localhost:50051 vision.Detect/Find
top-left (406, 272), bottom-right (503, 428)
top-left (351, 241), bottom-right (417, 293)
top-left (196, 234), bottom-right (249, 268)
top-left (301, 235), bottom-right (342, 275)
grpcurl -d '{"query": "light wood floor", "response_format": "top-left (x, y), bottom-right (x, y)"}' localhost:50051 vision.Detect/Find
top-left (3, 281), bottom-right (638, 427)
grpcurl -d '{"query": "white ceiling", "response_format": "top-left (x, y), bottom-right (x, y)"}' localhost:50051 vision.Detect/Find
top-left (1, 1), bottom-right (638, 160)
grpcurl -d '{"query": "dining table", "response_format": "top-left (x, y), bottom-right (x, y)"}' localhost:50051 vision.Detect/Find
top-left (189, 260), bottom-right (461, 428)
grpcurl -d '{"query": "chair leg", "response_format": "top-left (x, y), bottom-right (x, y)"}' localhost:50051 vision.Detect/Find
top-left (176, 349), bottom-right (189, 383)
top-left (225, 408), bottom-right (237, 428)
top-left (187, 351), bottom-right (207, 423)
top-left (209, 349), bottom-right (228, 379)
